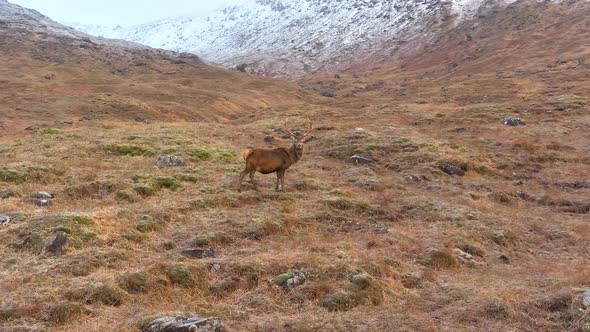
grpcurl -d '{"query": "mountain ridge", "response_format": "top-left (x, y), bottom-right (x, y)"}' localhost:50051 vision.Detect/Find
top-left (66, 0), bottom-right (543, 77)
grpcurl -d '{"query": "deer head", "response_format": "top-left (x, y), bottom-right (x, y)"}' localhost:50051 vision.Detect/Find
top-left (284, 119), bottom-right (313, 160)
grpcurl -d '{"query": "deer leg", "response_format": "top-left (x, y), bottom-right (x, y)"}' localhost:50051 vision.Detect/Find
top-left (279, 170), bottom-right (286, 192)
top-left (237, 168), bottom-right (249, 192)
top-left (275, 172), bottom-right (281, 192)
top-left (249, 170), bottom-right (258, 191)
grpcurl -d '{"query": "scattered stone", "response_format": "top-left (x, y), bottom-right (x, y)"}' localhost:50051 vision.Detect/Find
top-left (209, 263), bottom-right (221, 274)
top-left (499, 255), bottom-right (511, 264)
top-left (263, 135), bottom-right (274, 143)
top-left (155, 155), bottom-right (186, 167)
top-left (45, 231), bottom-right (68, 254)
top-left (436, 161), bottom-right (465, 176)
top-left (453, 248), bottom-right (479, 267)
top-left (582, 290), bottom-right (590, 308)
top-left (142, 315), bottom-right (224, 332)
top-left (180, 247), bottom-right (215, 259)
top-left (516, 190), bottom-right (531, 201)
top-left (351, 155), bottom-right (376, 165)
top-left (33, 199), bottom-right (52, 207)
top-left (458, 244), bottom-right (485, 257)
top-left (0, 215), bottom-right (11, 226)
top-left (501, 117), bottom-right (526, 126)
top-left (0, 189), bottom-right (14, 199)
top-left (31, 191), bottom-right (54, 199)
top-left (274, 271), bottom-right (306, 289)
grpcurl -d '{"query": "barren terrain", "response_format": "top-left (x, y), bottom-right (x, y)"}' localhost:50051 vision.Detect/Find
top-left (1, 0), bottom-right (589, 331)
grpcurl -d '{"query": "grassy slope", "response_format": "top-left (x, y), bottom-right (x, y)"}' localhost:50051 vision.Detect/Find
top-left (1, 1), bottom-right (590, 331)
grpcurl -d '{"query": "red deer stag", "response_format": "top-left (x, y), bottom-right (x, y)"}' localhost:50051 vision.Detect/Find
top-left (237, 120), bottom-right (313, 192)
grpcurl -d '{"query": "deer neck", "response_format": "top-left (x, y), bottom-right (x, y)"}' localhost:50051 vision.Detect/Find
top-left (289, 144), bottom-right (303, 163)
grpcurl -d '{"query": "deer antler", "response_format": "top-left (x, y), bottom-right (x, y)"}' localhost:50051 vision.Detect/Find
top-left (302, 118), bottom-right (313, 138)
top-left (284, 120), bottom-right (297, 139)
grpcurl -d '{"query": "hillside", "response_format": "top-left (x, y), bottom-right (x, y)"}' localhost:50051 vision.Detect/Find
top-left (67, 0), bottom-right (538, 77)
top-left (1, 0), bottom-right (590, 331)
top-left (0, 0), bottom-right (313, 138)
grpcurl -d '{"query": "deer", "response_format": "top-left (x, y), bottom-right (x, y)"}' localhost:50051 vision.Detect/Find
top-left (237, 120), bottom-right (313, 192)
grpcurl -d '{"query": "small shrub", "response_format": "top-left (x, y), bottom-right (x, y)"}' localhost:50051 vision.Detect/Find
top-left (118, 272), bottom-right (149, 294)
top-left (66, 283), bottom-right (126, 306)
top-left (428, 250), bottom-right (458, 269)
top-left (483, 298), bottom-right (511, 319)
top-left (134, 185), bottom-right (155, 197)
top-left (105, 144), bottom-right (155, 156)
top-left (47, 302), bottom-right (83, 324)
top-left (151, 176), bottom-right (182, 190)
top-left (0, 168), bottom-right (28, 183)
top-left (136, 216), bottom-right (161, 233)
top-left (321, 291), bottom-right (352, 311)
top-left (186, 147), bottom-right (236, 164)
top-left (167, 265), bottom-right (195, 288)
top-left (121, 230), bottom-right (146, 243)
top-left (37, 128), bottom-right (61, 136)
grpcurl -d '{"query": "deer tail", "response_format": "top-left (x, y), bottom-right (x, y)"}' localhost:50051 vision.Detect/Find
top-left (242, 148), bottom-right (254, 161)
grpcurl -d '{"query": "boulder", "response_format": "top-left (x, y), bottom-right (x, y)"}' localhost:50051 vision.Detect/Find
top-left (142, 315), bottom-right (224, 332)
top-left (351, 155), bottom-right (376, 165)
top-left (501, 117), bottom-right (526, 126)
top-left (155, 155), bottom-right (186, 167)
top-left (31, 191), bottom-right (54, 199)
top-left (582, 290), bottom-right (590, 308)
top-left (180, 247), bottom-right (215, 259)
top-left (274, 271), bottom-right (306, 289)
top-left (45, 231), bottom-right (68, 254)
top-left (436, 161), bottom-right (465, 176)
top-left (263, 135), bottom-right (274, 143)
top-left (0, 215), bottom-right (11, 225)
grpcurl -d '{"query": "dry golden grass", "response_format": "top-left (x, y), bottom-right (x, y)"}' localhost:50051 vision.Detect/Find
top-left (1, 1), bottom-right (590, 331)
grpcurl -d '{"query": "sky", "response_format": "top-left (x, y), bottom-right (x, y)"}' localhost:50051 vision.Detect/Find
top-left (9, 0), bottom-right (243, 26)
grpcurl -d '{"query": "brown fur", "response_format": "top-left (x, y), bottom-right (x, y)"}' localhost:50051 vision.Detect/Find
top-left (238, 121), bottom-right (312, 192)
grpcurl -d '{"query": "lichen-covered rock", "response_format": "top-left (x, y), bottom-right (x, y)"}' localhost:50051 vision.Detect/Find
top-left (155, 155), bottom-right (186, 167)
top-left (274, 271), bottom-right (306, 289)
top-left (45, 231), bottom-right (68, 254)
top-left (501, 117), bottom-right (526, 126)
top-left (0, 215), bottom-right (11, 226)
top-left (142, 315), bottom-right (224, 332)
top-left (351, 155), bottom-right (376, 165)
top-left (180, 247), bottom-right (215, 259)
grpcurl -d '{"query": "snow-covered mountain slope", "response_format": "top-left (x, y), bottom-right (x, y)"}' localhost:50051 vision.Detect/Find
top-left (0, 0), bottom-right (145, 48)
top-left (67, 0), bottom-right (547, 77)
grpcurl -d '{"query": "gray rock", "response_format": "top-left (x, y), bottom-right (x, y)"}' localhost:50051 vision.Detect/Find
top-left (180, 247), bottom-right (215, 259)
top-left (275, 271), bottom-right (306, 289)
top-left (436, 162), bottom-right (465, 176)
top-left (32, 199), bottom-right (52, 207)
top-left (501, 117), bottom-right (526, 126)
top-left (155, 155), bottom-right (186, 167)
top-left (582, 290), bottom-right (590, 308)
top-left (142, 315), bottom-right (224, 332)
top-left (45, 231), bottom-right (68, 254)
top-left (263, 135), bottom-right (274, 143)
top-left (30, 191), bottom-right (54, 199)
top-left (0, 215), bottom-right (11, 225)
top-left (351, 155), bottom-right (376, 165)
top-left (0, 189), bottom-right (14, 199)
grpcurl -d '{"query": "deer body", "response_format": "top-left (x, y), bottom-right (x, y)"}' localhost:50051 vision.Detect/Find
top-left (237, 120), bottom-right (311, 192)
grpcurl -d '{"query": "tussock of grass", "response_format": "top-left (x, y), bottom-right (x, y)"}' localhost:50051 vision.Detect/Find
top-left (186, 147), bottom-right (236, 163)
top-left (105, 144), bottom-right (156, 156)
